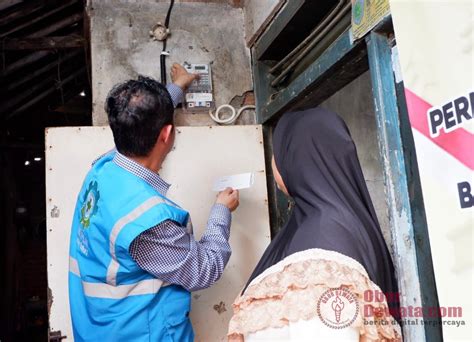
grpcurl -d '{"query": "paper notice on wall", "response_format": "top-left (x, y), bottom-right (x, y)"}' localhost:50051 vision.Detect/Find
top-left (212, 172), bottom-right (255, 191)
top-left (351, 0), bottom-right (390, 39)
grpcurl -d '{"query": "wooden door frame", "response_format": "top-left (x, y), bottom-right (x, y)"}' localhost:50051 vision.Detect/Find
top-left (252, 5), bottom-right (442, 340)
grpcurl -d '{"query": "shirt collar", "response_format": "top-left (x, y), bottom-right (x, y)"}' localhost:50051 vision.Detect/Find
top-left (113, 151), bottom-right (171, 196)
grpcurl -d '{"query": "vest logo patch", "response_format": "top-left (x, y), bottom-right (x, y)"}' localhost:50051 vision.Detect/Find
top-left (80, 181), bottom-right (100, 228)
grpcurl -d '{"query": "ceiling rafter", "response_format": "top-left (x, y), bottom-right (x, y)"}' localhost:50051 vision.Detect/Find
top-left (0, 1), bottom-right (45, 26)
top-left (0, 0), bottom-right (90, 121)
top-left (27, 12), bottom-right (83, 38)
top-left (6, 50), bottom-right (81, 91)
top-left (0, 0), bottom-right (78, 38)
top-left (2, 35), bottom-right (85, 50)
top-left (7, 67), bottom-right (87, 119)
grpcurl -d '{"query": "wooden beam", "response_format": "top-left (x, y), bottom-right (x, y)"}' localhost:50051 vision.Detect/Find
top-left (367, 30), bottom-right (442, 341)
top-left (1, 50), bottom-right (52, 76)
top-left (0, 0), bottom-right (22, 12)
top-left (6, 67), bottom-right (86, 118)
top-left (6, 50), bottom-right (81, 91)
top-left (246, 0), bottom-right (286, 48)
top-left (0, 1), bottom-right (44, 26)
top-left (254, 29), bottom-right (366, 124)
top-left (0, 0), bottom-right (78, 39)
top-left (1, 72), bottom-right (58, 112)
top-left (1, 63), bottom-right (86, 113)
top-left (2, 36), bottom-right (85, 50)
top-left (255, 0), bottom-right (305, 59)
top-left (27, 12), bottom-right (83, 38)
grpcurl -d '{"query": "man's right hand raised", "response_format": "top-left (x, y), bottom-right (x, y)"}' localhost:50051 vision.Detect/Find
top-left (216, 188), bottom-right (240, 212)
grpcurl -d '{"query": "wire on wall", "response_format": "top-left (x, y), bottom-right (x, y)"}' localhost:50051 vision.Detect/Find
top-left (160, 0), bottom-right (175, 85)
top-left (208, 105), bottom-right (256, 125)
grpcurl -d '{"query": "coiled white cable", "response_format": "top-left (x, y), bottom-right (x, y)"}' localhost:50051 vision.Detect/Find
top-left (208, 104), bottom-right (256, 125)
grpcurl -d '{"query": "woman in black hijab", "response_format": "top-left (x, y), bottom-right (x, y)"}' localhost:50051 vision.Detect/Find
top-left (228, 108), bottom-right (402, 341)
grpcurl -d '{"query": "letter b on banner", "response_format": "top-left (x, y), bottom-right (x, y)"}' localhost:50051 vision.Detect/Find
top-left (457, 181), bottom-right (473, 208)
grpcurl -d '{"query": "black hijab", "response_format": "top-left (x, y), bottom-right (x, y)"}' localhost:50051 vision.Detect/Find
top-left (244, 107), bottom-right (399, 302)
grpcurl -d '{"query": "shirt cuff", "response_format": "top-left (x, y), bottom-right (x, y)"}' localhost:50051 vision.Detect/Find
top-left (166, 83), bottom-right (184, 108)
top-left (209, 203), bottom-right (232, 230)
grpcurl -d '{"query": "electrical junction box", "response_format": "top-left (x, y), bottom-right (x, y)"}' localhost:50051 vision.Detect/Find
top-left (184, 63), bottom-right (214, 112)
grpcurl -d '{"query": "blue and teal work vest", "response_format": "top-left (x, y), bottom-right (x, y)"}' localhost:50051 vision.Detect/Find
top-left (69, 152), bottom-right (194, 341)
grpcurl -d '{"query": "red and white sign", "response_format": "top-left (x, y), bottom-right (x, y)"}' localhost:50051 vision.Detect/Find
top-left (391, 1), bottom-right (473, 340)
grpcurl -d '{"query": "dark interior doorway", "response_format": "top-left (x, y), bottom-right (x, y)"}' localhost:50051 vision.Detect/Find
top-left (0, 1), bottom-right (91, 340)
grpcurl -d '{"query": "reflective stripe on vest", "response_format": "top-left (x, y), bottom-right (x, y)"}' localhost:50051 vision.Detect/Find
top-left (70, 257), bottom-right (169, 299)
top-left (106, 196), bottom-right (165, 286)
top-left (70, 195), bottom-right (173, 299)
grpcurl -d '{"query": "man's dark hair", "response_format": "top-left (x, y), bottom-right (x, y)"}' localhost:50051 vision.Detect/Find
top-left (105, 75), bottom-right (174, 157)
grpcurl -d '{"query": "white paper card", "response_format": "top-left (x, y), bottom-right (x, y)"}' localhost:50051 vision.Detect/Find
top-left (212, 172), bottom-right (255, 192)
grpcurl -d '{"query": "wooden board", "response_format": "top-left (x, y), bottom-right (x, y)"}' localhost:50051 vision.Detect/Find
top-left (243, 0), bottom-right (286, 47)
top-left (46, 125), bottom-right (270, 341)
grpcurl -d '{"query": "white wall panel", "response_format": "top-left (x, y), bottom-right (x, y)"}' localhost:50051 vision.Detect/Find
top-left (46, 125), bottom-right (270, 341)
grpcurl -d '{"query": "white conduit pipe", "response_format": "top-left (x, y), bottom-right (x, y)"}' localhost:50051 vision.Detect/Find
top-left (208, 104), bottom-right (256, 125)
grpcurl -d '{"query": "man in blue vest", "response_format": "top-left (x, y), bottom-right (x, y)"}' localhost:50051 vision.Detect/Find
top-left (69, 63), bottom-right (239, 341)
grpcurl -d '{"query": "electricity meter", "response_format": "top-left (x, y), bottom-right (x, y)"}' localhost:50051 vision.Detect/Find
top-left (184, 63), bottom-right (214, 112)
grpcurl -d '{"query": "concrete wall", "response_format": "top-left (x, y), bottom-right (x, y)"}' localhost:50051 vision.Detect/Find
top-left (88, 0), bottom-right (391, 249)
top-left (321, 71), bottom-right (393, 254)
top-left (89, 0), bottom-right (253, 126)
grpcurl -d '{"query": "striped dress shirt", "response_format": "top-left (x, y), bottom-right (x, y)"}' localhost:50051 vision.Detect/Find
top-left (99, 83), bottom-right (232, 292)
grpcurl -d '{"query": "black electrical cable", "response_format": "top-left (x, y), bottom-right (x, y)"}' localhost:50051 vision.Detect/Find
top-left (160, 0), bottom-right (175, 84)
